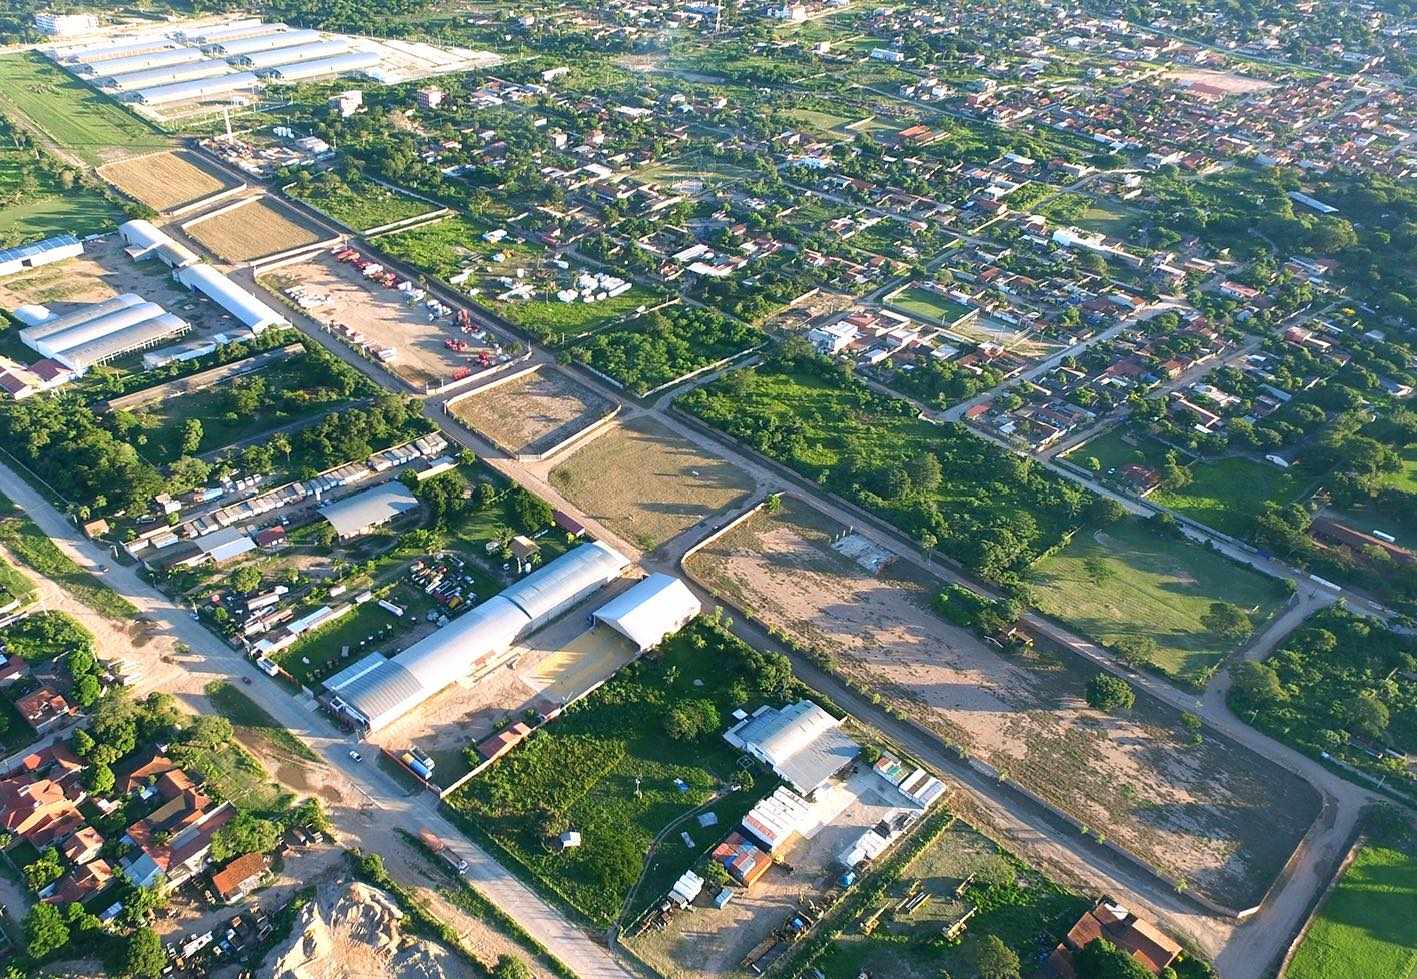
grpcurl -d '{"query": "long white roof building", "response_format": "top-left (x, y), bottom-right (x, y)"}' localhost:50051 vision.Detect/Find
top-left (19, 293), bottom-right (189, 371)
top-left (326, 541), bottom-right (628, 731)
top-left (175, 265), bottom-right (288, 333)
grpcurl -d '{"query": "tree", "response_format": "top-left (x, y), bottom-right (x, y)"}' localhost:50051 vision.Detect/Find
top-left (1201, 602), bottom-right (1252, 641)
top-left (1342, 691), bottom-right (1390, 739)
top-left (121, 926), bottom-right (166, 979)
top-left (1074, 938), bottom-right (1152, 979)
top-left (974, 934), bottom-right (1021, 979)
top-left (1232, 661), bottom-right (1286, 706)
top-left (84, 763), bottom-right (114, 796)
top-left (230, 565), bottom-right (262, 595)
top-left (24, 902), bottom-right (70, 960)
top-left (209, 811), bottom-right (280, 863)
top-left (23, 846), bottom-right (64, 893)
top-left (188, 714), bottom-right (233, 749)
top-left (493, 956), bottom-right (534, 979)
top-left (1112, 636), bottom-right (1157, 669)
top-left (180, 418), bottom-right (203, 456)
top-left (72, 673), bottom-right (101, 708)
top-left (1086, 674), bottom-right (1135, 712)
top-left (664, 699), bottom-right (721, 741)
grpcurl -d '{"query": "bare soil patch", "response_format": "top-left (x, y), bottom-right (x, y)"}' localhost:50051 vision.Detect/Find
top-left (451, 367), bottom-right (613, 456)
top-left (685, 497), bottom-right (1319, 911)
top-left (549, 416), bottom-right (754, 552)
top-left (186, 195), bottom-right (326, 262)
top-left (99, 149), bottom-right (234, 212)
top-left (1168, 68), bottom-right (1276, 95)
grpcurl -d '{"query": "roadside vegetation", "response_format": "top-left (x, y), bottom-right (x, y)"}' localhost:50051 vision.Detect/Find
top-left (568, 306), bottom-right (760, 396)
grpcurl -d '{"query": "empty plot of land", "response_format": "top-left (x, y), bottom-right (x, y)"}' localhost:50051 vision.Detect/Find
top-left (549, 416), bottom-right (754, 552)
top-left (99, 150), bottom-right (234, 213)
top-left (686, 497), bottom-right (1320, 911)
top-left (451, 368), bottom-right (613, 456)
top-left (263, 253), bottom-right (474, 391)
top-left (186, 196), bottom-right (327, 263)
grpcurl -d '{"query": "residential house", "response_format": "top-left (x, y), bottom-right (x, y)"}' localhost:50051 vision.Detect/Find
top-left (120, 782), bottom-right (235, 888)
top-left (210, 851), bottom-right (270, 904)
top-left (16, 686), bottom-right (73, 734)
top-left (43, 858), bottom-right (113, 906)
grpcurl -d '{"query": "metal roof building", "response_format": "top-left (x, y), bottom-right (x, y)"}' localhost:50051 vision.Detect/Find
top-left (19, 296), bottom-right (189, 371)
top-left (176, 19), bottom-right (267, 45)
top-left (318, 483), bottom-right (419, 539)
top-left (592, 573), bottom-right (701, 652)
top-left (118, 220), bottom-right (200, 268)
top-left (132, 71), bottom-right (260, 106)
top-left (174, 264), bottom-right (288, 332)
top-left (237, 39), bottom-right (348, 70)
top-left (81, 47), bottom-right (203, 77)
top-left (725, 701), bottom-right (860, 797)
top-left (20, 294), bottom-right (144, 345)
top-left (205, 29), bottom-right (321, 57)
top-left (103, 60), bottom-right (231, 92)
top-left (265, 51), bottom-right (379, 83)
top-left (56, 35), bottom-right (172, 64)
top-left (0, 235), bottom-right (82, 277)
top-left (326, 541), bottom-right (628, 731)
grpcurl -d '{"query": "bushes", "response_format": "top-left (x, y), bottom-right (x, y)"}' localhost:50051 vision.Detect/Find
top-left (570, 307), bottom-right (760, 395)
top-left (933, 585), bottom-right (1019, 636)
top-left (1085, 674), bottom-right (1135, 713)
top-left (0, 610), bottom-right (92, 662)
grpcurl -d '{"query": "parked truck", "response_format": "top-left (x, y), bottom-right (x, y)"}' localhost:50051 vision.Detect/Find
top-left (418, 828), bottom-right (469, 873)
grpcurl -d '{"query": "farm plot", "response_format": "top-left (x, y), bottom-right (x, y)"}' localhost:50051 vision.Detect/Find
top-left (261, 252), bottom-right (483, 392)
top-left (0, 53), bottom-right (169, 166)
top-left (443, 618), bottom-right (779, 927)
top-left (1029, 518), bottom-right (1289, 683)
top-left (686, 496), bottom-right (1321, 911)
top-left (449, 366), bottom-right (613, 457)
top-left (1284, 839), bottom-right (1417, 979)
top-left (99, 150), bottom-right (234, 213)
top-left (549, 416), bottom-right (754, 552)
top-left (184, 196), bottom-right (328, 263)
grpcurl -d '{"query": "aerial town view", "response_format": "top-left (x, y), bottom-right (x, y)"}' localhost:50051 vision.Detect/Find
top-left (0, 0), bottom-right (1410, 977)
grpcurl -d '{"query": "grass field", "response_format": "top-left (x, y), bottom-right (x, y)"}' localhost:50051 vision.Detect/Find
top-left (549, 416), bottom-right (753, 552)
top-left (444, 619), bottom-right (778, 927)
top-left (276, 581), bottom-right (434, 688)
top-left (185, 196), bottom-right (327, 262)
top-left (377, 215), bottom-right (541, 281)
top-left (1069, 426), bottom-right (1171, 476)
top-left (1285, 841), bottom-right (1417, 979)
top-left (0, 53), bottom-right (169, 167)
top-left (99, 150), bottom-right (231, 212)
top-left (1030, 518), bottom-right (1290, 681)
top-left (488, 285), bottom-right (661, 345)
top-left (285, 171), bottom-right (436, 232)
top-left (205, 679), bottom-right (320, 764)
top-left (0, 493), bottom-right (137, 621)
top-left (1152, 455), bottom-right (1310, 539)
top-left (1382, 445), bottom-right (1417, 493)
top-left (0, 185), bottom-right (121, 247)
top-left (886, 285), bottom-right (972, 325)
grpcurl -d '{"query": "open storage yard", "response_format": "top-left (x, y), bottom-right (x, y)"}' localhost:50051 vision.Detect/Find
top-left (686, 496), bottom-right (1320, 912)
top-left (549, 416), bottom-right (754, 552)
top-left (449, 366), bottom-right (614, 457)
top-left (1028, 518), bottom-right (1290, 683)
top-left (1284, 835), bottom-right (1417, 979)
top-left (262, 250), bottom-right (488, 391)
top-left (184, 195), bottom-right (329, 263)
top-left (99, 150), bottom-right (236, 213)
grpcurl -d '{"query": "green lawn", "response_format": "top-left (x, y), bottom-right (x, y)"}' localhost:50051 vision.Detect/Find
top-left (445, 618), bottom-right (780, 927)
top-left (0, 186), bottom-right (122, 248)
top-left (1381, 445), bottom-right (1417, 493)
top-left (886, 285), bottom-right (972, 325)
top-left (376, 215), bottom-right (541, 281)
top-left (275, 581), bottom-right (433, 688)
top-left (285, 171), bottom-right (436, 232)
top-left (0, 53), bottom-right (169, 166)
top-left (205, 680), bottom-right (320, 764)
top-left (1030, 518), bottom-right (1289, 681)
top-left (1285, 842), bottom-right (1417, 979)
top-left (1068, 426), bottom-right (1171, 476)
top-left (487, 284), bottom-right (661, 346)
top-left (1152, 455), bottom-right (1310, 539)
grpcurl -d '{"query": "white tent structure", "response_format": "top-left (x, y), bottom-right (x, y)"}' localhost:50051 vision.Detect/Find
top-left (175, 264), bottom-right (287, 332)
top-left (592, 574), bottom-right (700, 652)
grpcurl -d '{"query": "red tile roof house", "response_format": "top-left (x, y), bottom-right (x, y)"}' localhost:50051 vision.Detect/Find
top-left (0, 775), bottom-right (83, 846)
top-left (42, 857), bottom-right (113, 906)
top-left (1047, 898), bottom-right (1182, 978)
top-left (16, 686), bottom-right (74, 735)
top-left (119, 782), bottom-right (235, 888)
top-left (62, 824), bottom-right (104, 865)
top-left (210, 851), bottom-right (270, 904)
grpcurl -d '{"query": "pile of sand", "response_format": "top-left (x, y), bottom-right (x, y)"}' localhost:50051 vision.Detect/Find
top-left (261, 880), bottom-right (469, 979)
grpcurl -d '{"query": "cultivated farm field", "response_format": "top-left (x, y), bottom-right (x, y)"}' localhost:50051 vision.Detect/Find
top-left (549, 416), bottom-right (754, 552)
top-left (1029, 518), bottom-right (1290, 682)
top-left (99, 150), bottom-right (233, 213)
top-left (1284, 839), bottom-right (1417, 979)
top-left (450, 367), bottom-right (613, 457)
top-left (186, 196), bottom-right (327, 262)
top-left (687, 497), bottom-right (1320, 911)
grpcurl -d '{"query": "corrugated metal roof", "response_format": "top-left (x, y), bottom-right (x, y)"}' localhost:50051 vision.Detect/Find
top-left (266, 51), bottom-right (379, 83)
top-left (393, 596), bottom-right (527, 691)
top-left (593, 573), bottom-right (700, 651)
top-left (33, 301), bottom-right (168, 357)
top-left (0, 235), bottom-right (80, 268)
top-left (239, 38), bottom-right (347, 70)
top-left (318, 483), bottom-right (418, 538)
top-left (336, 660), bottom-right (426, 729)
top-left (89, 47), bottom-right (204, 78)
top-left (502, 540), bottom-right (628, 624)
top-left (105, 60), bottom-right (232, 92)
top-left (134, 71), bottom-right (260, 105)
top-left (207, 29), bottom-right (321, 57)
top-left (175, 264), bottom-right (287, 330)
top-left (57, 312), bottom-right (189, 371)
top-left (324, 651), bottom-right (391, 693)
top-left (20, 294), bottom-right (143, 344)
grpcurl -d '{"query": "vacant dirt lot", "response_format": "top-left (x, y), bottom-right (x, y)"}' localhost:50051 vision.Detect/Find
top-left (99, 149), bottom-right (234, 212)
top-left (451, 367), bottom-right (614, 457)
top-left (686, 497), bottom-right (1319, 912)
top-left (1168, 68), bottom-right (1276, 95)
top-left (263, 252), bottom-right (477, 391)
top-left (549, 416), bottom-right (755, 552)
top-left (186, 195), bottom-right (327, 262)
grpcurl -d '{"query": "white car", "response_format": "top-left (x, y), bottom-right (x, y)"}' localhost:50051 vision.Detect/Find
top-left (348, 749), bottom-right (363, 763)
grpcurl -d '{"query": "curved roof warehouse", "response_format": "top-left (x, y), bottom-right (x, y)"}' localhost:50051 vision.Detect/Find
top-left (325, 541), bottom-right (629, 731)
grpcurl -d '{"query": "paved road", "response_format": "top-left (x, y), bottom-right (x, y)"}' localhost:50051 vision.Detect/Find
top-left (0, 460), bottom-right (636, 979)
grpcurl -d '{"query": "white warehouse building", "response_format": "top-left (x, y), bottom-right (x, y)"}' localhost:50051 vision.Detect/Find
top-left (593, 573), bottom-right (701, 652)
top-left (238, 38), bottom-right (348, 70)
top-left (174, 264), bottom-right (288, 333)
top-left (18, 294), bottom-right (189, 372)
top-left (325, 541), bottom-right (629, 731)
top-left (265, 51), bottom-right (380, 83)
top-left (131, 70), bottom-right (261, 106)
top-left (80, 46), bottom-right (203, 77)
top-left (102, 60), bottom-right (231, 92)
top-left (205, 28), bottom-right (322, 58)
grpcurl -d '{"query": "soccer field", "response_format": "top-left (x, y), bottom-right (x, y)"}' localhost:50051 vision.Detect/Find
top-left (1285, 841), bottom-right (1417, 979)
